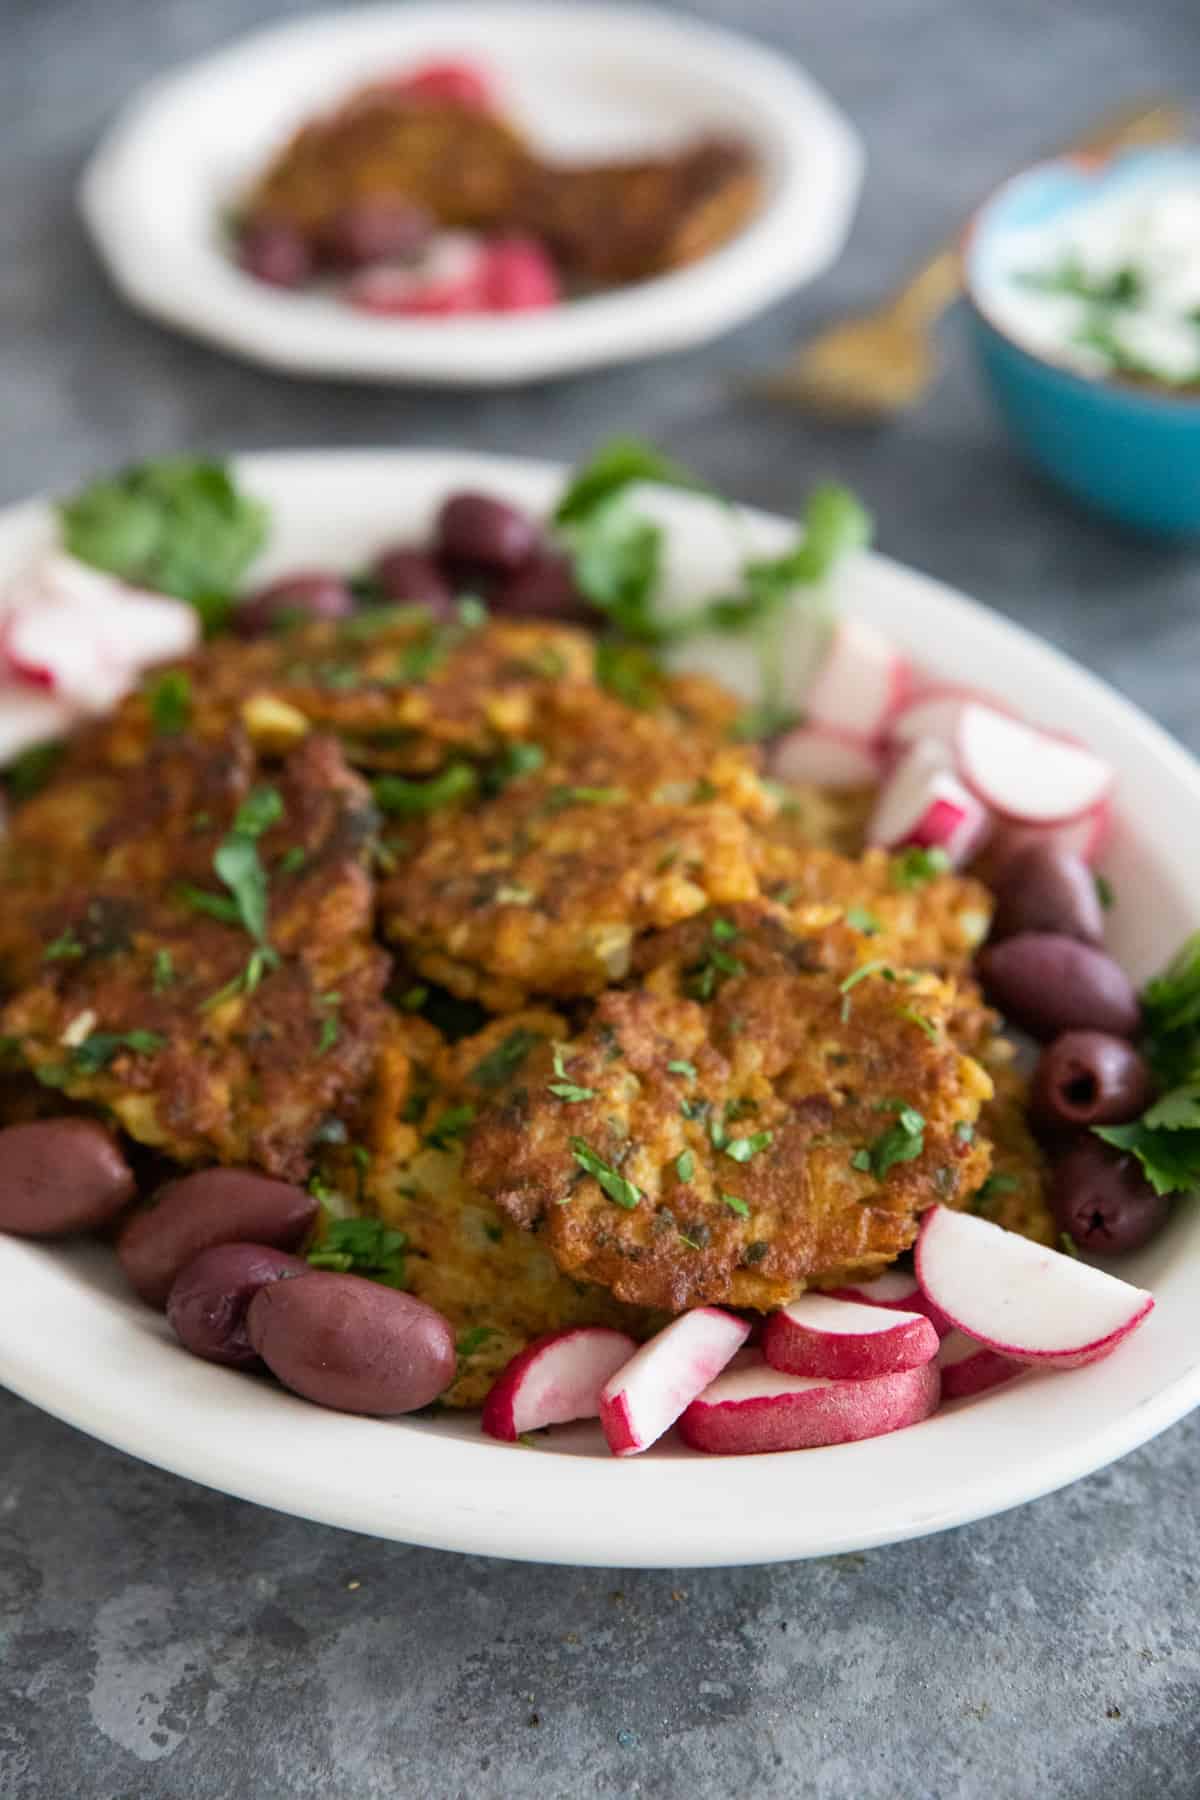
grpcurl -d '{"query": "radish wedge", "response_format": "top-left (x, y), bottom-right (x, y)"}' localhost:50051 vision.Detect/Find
top-left (938, 1329), bottom-right (1025, 1400)
top-left (887, 685), bottom-right (1014, 752)
top-left (767, 725), bottom-right (880, 790)
top-left (866, 738), bottom-right (990, 867)
top-left (956, 704), bottom-right (1112, 825)
top-left (345, 232), bottom-right (487, 315)
top-left (804, 618), bottom-right (911, 741)
top-left (915, 1205), bottom-right (1153, 1369)
top-left (763, 1294), bottom-right (939, 1380)
top-left (826, 1268), bottom-right (952, 1337)
top-left (599, 1307), bottom-right (749, 1456)
top-left (481, 1327), bottom-right (638, 1441)
top-left (678, 1350), bottom-right (941, 1455)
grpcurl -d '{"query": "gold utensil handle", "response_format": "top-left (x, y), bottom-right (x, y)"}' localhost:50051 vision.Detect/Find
top-left (888, 98), bottom-right (1189, 330)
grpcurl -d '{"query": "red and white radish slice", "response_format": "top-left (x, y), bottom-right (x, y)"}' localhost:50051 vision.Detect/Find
top-left (937, 1328), bottom-right (1025, 1400)
top-left (1, 610), bottom-right (130, 711)
top-left (678, 1350), bottom-right (941, 1455)
top-left (482, 236), bottom-right (561, 311)
top-left (387, 59), bottom-right (496, 110)
top-left (866, 738), bottom-right (990, 867)
top-left (826, 1268), bottom-right (952, 1337)
top-left (767, 725), bottom-right (881, 790)
top-left (481, 1327), bottom-right (638, 1441)
top-left (599, 1307), bottom-right (750, 1456)
top-left (804, 618), bottom-right (912, 742)
top-left (763, 1294), bottom-right (939, 1380)
top-left (914, 1205), bottom-right (1153, 1370)
top-left (956, 704), bottom-right (1112, 825)
top-left (344, 233), bottom-right (488, 316)
top-left (988, 803), bottom-right (1111, 870)
top-left (886, 684), bottom-right (1015, 753)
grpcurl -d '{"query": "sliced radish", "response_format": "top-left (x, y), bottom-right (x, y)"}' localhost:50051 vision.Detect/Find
top-left (344, 233), bottom-right (488, 316)
top-left (914, 1205), bottom-right (1153, 1370)
top-left (481, 1326), bottom-right (638, 1441)
top-left (956, 704), bottom-right (1112, 825)
top-left (887, 685), bottom-right (1015, 753)
top-left (1, 610), bottom-right (130, 712)
top-left (599, 1307), bottom-right (750, 1456)
top-left (482, 236), bottom-right (561, 312)
top-left (987, 803), bottom-right (1111, 870)
top-left (763, 1294), bottom-right (938, 1380)
top-left (388, 59), bottom-right (496, 110)
top-left (804, 618), bottom-right (912, 741)
top-left (767, 725), bottom-right (881, 790)
top-left (937, 1329), bottom-right (1025, 1400)
top-left (0, 684), bottom-right (77, 765)
top-left (866, 738), bottom-right (990, 867)
top-left (826, 1268), bottom-right (952, 1337)
top-left (678, 1350), bottom-right (941, 1455)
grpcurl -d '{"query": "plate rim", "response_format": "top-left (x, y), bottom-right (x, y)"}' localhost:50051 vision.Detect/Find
top-left (76, 0), bottom-right (864, 385)
top-left (2, 443), bottom-right (1199, 1568)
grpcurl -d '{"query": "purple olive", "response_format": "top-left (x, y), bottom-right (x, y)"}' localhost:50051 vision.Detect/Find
top-left (1032, 1031), bottom-right (1154, 1132)
top-left (236, 218), bottom-right (313, 289)
top-left (1052, 1138), bottom-right (1170, 1255)
top-left (235, 570), bottom-right (355, 636)
top-left (491, 550), bottom-right (592, 622)
top-left (246, 1272), bottom-right (455, 1414)
top-left (435, 492), bottom-right (540, 572)
top-left (371, 547), bottom-right (455, 614)
top-left (321, 199), bottom-right (433, 267)
top-left (167, 1242), bottom-right (310, 1367)
top-left (117, 1168), bottom-right (318, 1308)
top-left (976, 934), bottom-right (1141, 1043)
top-left (0, 1119), bottom-right (135, 1237)
top-left (990, 844), bottom-right (1104, 945)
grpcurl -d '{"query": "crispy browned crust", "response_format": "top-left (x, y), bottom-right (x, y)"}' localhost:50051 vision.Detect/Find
top-left (465, 907), bottom-right (994, 1312)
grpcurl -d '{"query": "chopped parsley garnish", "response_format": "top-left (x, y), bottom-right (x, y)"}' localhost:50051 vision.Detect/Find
top-left (856, 1107), bottom-right (926, 1180)
top-left (1060, 1230), bottom-right (1080, 1259)
top-left (1095, 873), bottom-right (1115, 911)
top-left (595, 640), bottom-right (662, 710)
top-left (152, 948), bottom-right (175, 992)
top-left (569, 1138), bottom-right (641, 1210)
top-left (316, 993), bottom-right (341, 1055)
top-left (188, 784), bottom-right (284, 961)
top-left (667, 1059), bottom-right (697, 1080)
top-left (721, 1191), bottom-right (750, 1218)
top-left (891, 846), bottom-right (951, 890)
top-left (372, 764), bottom-right (477, 816)
top-left (457, 1326), bottom-right (497, 1359)
top-left (6, 740), bottom-right (64, 801)
top-left (72, 1029), bottom-right (164, 1074)
top-left (710, 917), bottom-right (739, 944)
top-left (1087, 930), bottom-right (1200, 1193)
top-left (231, 787), bottom-right (284, 840)
top-left (838, 959), bottom-right (895, 1019)
top-left (148, 669), bottom-right (191, 735)
top-left (684, 921), bottom-right (746, 1001)
top-left (277, 846), bottom-right (307, 877)
top-left (972, 1172), bottom-right (1019, 1209)
top-left (897, 1005), bottom-right (939, 1042)
top-left (469, 1026), bottom-right (541, 1090)
top-left (59, 457), bottom-right (267, 634)
top-left (723, 1130), bottom-right (773, 1164)
top-left (178, 886), bottom-right (241, 924)
top-left (543, 784), bottom-right (627, 812)
top-left (425, 1103), bottom-right (477, 1150)
top-left (43, 928), bottom-right (84, 963)
top-left (676, 1149), bottom-right (695, 1182)
top-left (845, 907), bottom-right (881, 935)
top-left (482, 742), bottom-right (546, 794)
top-left (202, 943), bottom-right (280, 1010)
top-left (306, 1217), bottom-right (407, 1289)
top-left (547, 1044), bottom-right (596, 1104)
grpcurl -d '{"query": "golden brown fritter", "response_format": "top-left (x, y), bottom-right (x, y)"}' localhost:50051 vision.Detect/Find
top-left (379, 686), bottom-right (775, 1006)
top-left (973, 1050), bottom-right (1056, 1246)
top-left (1, 736), bottom-right (388, 1179)
top-left (465, 906), bottom-right (994, 1312)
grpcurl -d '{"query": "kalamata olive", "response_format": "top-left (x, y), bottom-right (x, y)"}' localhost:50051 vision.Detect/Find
top-left (371, 547), bottom-right (455, 614)
top-left (0, 1119), bottom-right (135, 1237)
top-left (1032, 1031), bottom-right (1154, 1131)
top-left (235, 571), bottom-right (355, 636)
top-left (990, 844), bottom-right (1104, 945)
top-left (167, 1242), bottom-right (310, 1367)
top-left (1052, 1138), bottom-right (1170, 1255)
top-left (321, 199), bottom-right (433, 267)
top-left (976, 933), bottom-right (1141, 1043)
top-left (117, 1168), bottom-right (318, 1308)
top-left (435, 492), bottom-right (540, 572)
top-left (236, 218), bottom-right (313, 289)
top-left (491, 550), bottom-right (592, 623)
top-left (246, 1272), bottom-right (455, 1414)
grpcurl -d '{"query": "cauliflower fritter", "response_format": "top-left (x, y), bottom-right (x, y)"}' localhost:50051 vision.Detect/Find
top-left (465, 907), bottom-right (994, 1312)
top-left (1, 736), bottom-right (387, 1179)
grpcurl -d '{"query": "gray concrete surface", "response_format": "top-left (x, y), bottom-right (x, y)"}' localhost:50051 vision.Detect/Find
top-left (3, 1), bottom-right (1200, 1794)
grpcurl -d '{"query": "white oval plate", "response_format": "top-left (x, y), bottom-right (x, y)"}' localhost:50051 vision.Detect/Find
top-left (3, 448), bottom-right (1198, 1567)
top-left (78, 3), bottom-right (863, 386)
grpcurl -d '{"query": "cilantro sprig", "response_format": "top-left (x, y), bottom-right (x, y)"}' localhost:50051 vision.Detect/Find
top-left (852, 1105), bottom-right (926, 1181)
top-left (569, 1138), bottom-right (641, 1210)
top-left (307, 1217), bottom-right (407, 1289)
top-left (1089, 931), bottom-right (1200, 1195)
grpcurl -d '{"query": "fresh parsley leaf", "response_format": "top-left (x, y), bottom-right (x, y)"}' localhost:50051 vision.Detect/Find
top-left (1095, 873), bottom-right (1115, 911)
top-left (6, 740), bottom-right (63, 801)
top-left (457, 1325), bottom-right (496, 1359)
top-left (213, 835), bottom-right (269, 944)
top-left (569, 1137), bottom-right (641, 1210)
top-left (469, 1027), bottom-right (541, 1090)
top-left (231, 786), bottom-right (283, 839)
top-left (306, 1216), bottom-right (407, 1289)
top-left (277, 846), bottom-right (306, 877)
top-left (482, 742), bottom-right (545, 794)
top-left (148, 669), bottom-right (191, 735)
top-left (72, 1029), bottom-right (164, 1074)
top-left (178, 886), bottom-right (242, 925)
top-left (372, 764), bottom-right (477, 816)
top-left (43, 928), bottom-right (84, 963)
top-left (152, 948), bottom-right (175, 993)
top-left (426, 1103), bottom-right (477, 1150)
top-left (723, 1130), bottom-right (773, 1164)
top-left (1140, 931), bottom-right (1200, 1086)
top-left (547, 1044), bottom-right (596, 1104)
top-left (1094, 1116), bottom-right (1200, 1196)
top-left (58, 458), bottom-right (268, 633)
top-left (543, 783), bottom-right (627, 812)
top-left (554, 438), bottom-right (706, 527)
top-left (859, 1108), bottom-right (926, 1180)
top-left (676, 1149), bottom-right (695, 1182)
top-left (972, 1172), bottom-right (1019, 1208)
top-left (595, 639), bottom-right (662, 710)
top-left (316, 994), bottom-right (341, 1055)
top-left (721, 1191), bottom-right (750, 1217)
top-left (839, 959), bottom-right (894, 996)
top-left (897, 1005), bottom-right (939, 1042)
top-left (744, 484), bottom-right (873, 595)
top-left (845, 907), bottom-right (881, 935)
top-left (667, 1059), bottom-right (697, 1080)
top-left (570, 502), bottom-right (663, 641)
top-left (891, 846), bottom-right (952, 890)
top-left (710, 917), bottom-right (739, 944)
top-left (201, 943), bottom-right (280, 1009)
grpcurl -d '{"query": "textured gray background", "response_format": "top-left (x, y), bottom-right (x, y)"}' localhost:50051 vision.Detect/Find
top-left (3, 2), bottom-right (1200, 1796)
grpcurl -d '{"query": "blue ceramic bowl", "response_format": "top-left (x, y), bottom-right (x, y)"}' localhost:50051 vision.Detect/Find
top-left (964, 146), bottom-right (1200, 539)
